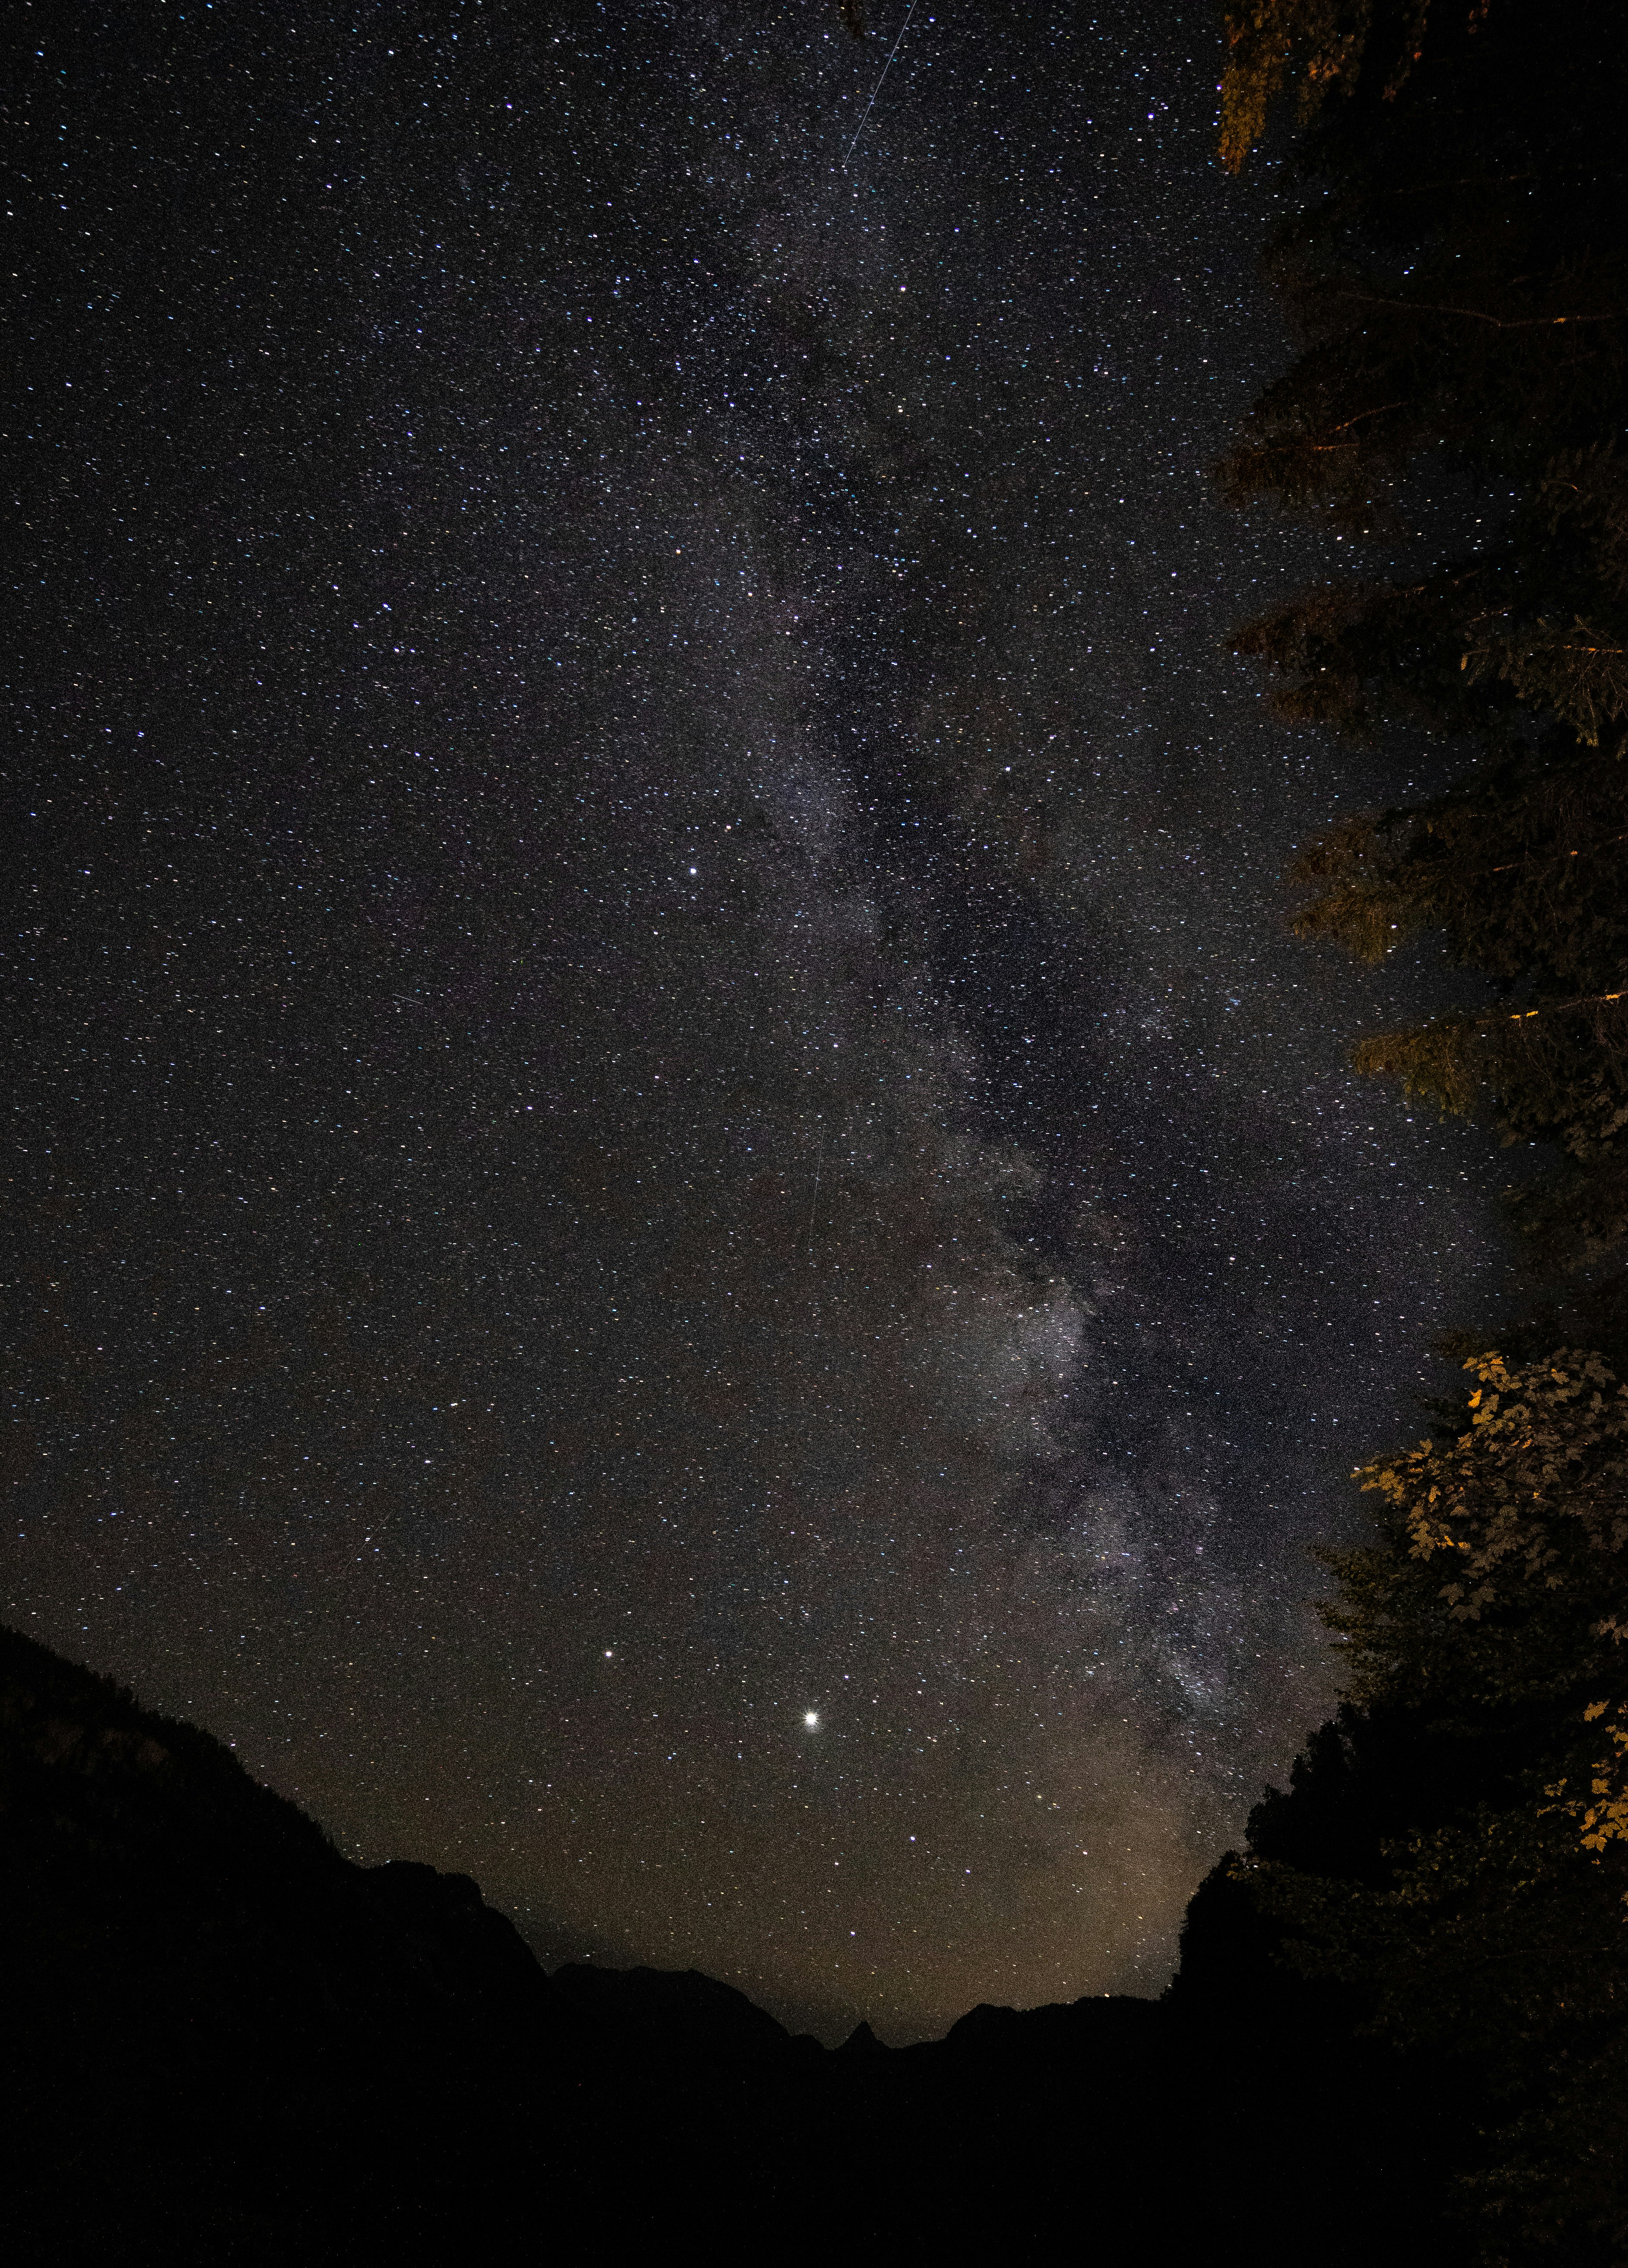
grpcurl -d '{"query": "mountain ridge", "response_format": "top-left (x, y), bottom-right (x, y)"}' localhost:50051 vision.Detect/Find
top-left (1, 1623), bottom-right (1462, 2264)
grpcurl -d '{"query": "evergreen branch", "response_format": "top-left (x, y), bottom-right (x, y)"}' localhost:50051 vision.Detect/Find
top-left (1492, 990), bottom-right (1627, 1028)
top-left (1324, 400), bottom-right (1409, 431)
top-left (1377, 172), bottom-right (1546, 199)
top-left (1485, 830), bottom-right (1628, 877)
top-left (1336, 292), bottom-right (1628, 330)
top-left (1292, 400), bottom-right (1413, 454)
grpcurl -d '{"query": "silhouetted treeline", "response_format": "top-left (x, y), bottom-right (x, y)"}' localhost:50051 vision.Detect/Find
top-left (1209, 5), bottom-right (1628, 2259)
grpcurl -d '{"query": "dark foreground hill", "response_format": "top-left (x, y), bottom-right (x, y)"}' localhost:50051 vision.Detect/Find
top-left (1, 1626), bottom-right (1463, 2265)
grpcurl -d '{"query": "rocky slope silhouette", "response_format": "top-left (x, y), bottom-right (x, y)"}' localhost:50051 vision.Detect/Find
top-left (1, 1626), bottom-right (1459, 2264)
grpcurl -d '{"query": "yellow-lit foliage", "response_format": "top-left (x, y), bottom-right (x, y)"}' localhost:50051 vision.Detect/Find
top-left (1550, 1700), bottom-right (1628, 1854)
top-left (1335, 1352), bottom-right (1628, 1872)
top-left (1356, 1349), bottom-right (1628, 1625)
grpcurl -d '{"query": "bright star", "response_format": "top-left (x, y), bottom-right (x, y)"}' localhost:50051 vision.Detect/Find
top-left (804, 1711), bottom-right (819, 1728)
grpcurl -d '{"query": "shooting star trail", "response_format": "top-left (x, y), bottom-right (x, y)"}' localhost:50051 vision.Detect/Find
top-left (841, 0), bottom-right (920, 172)
top-left (807, 1123), bottom-right (825, 1258)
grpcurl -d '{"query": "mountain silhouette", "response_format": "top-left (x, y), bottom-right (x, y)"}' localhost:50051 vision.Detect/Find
top-left (1, 1625), bottom-right (1465, 2265)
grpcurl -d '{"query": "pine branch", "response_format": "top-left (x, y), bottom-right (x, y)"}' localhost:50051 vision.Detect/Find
top-left (1492, 990), bottom-right (1627, 1029)
top-left (1485, 832), bottom-right (1628, 878)
top-left (1336, 291), bottom-right (1628, 330)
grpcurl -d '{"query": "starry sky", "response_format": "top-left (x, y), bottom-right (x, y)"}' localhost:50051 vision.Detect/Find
top-left (8, 0), bottom-right (1515, 2042)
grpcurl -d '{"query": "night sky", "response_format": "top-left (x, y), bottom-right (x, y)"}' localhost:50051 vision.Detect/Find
top-left (9, 0), bottom-right (1514, 2042)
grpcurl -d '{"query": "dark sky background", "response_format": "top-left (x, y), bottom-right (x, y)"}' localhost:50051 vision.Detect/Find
top-left (8, 0), bottom-right (1514, 2042)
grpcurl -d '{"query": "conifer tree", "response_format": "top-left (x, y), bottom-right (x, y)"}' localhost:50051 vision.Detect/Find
top-left (1198, 12), bottom-right (1628, 2258)
top-left (1218, 0), bottom-right (1628, 1281)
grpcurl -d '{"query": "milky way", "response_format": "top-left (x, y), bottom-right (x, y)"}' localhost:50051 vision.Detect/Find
top-left (8, 0), bottom-right (1512, 2039)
